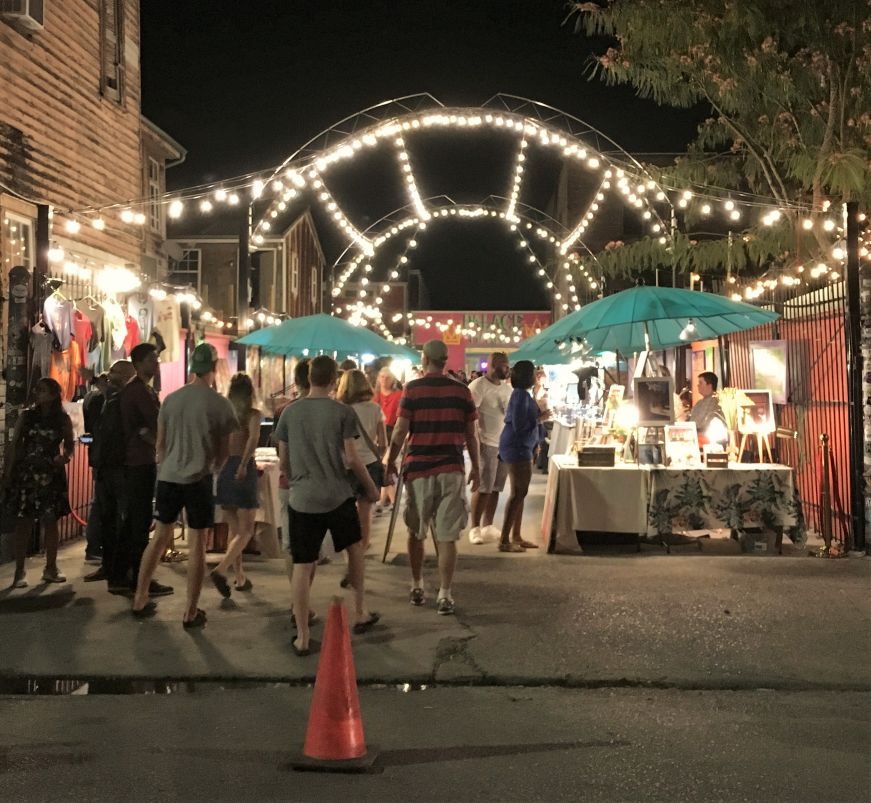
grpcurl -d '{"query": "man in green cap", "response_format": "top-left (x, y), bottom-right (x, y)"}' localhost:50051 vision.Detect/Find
top-left (131, 343), bottom-right (238, 627)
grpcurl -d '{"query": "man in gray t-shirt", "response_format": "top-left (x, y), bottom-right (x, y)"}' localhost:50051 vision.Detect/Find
top-left (275, 355), bottom-right (380, 656)
top-left (131, 343), bottom-right (237, 628)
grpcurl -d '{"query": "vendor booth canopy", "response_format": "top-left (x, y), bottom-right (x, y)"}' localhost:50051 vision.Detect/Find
top-left (236, 313), bottom-right (419, 361)
top-left (515, 286), bottom-right (780, 357)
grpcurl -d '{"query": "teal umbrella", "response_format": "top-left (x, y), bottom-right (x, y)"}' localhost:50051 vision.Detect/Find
top-left (515, 286), bottom-right (779, 355)
top-left (236, 313), bottom-right (419, 361)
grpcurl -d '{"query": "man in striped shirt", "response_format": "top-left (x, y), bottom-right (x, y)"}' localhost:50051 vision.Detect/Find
top-left (384, 340), bottom-right (480, 616)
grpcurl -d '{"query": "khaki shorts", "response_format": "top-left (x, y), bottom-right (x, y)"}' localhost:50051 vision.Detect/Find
top-left (479, 443), bottom-right (508, 494)
top-left (403, 471), bottom-right (469, 542)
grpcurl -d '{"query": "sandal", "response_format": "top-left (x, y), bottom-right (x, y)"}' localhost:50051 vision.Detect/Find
top-left (339, 574), bottom-right (351, 589)
top-left (352, 612), bottom-right (380, 634)
top-left (291, 638), bottom-right (319, 657)
top-left (182, 609), bottom-right (207, 629)
top-left (131, 601), bottom-right (157, 618)
top-left (498, 542), bottom-right (525, 553)
top-left (514, 539), bottom-right (539, 549)
top-left (234, 579), bottom-right (253, 592)
top-left (210, 571), bottom-right (231, 599)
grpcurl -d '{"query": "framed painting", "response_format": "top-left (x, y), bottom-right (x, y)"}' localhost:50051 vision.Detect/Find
top-left (749, 340), bottom-right (788, 405)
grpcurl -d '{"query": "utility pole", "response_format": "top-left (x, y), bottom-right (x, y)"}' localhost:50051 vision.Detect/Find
top-left (237, 207), bottom-right (251, 372)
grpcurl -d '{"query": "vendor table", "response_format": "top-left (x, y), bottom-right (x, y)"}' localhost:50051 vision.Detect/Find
top-left (213, 461), bottom-right (282, 558)
top-left (543, 455), bottom-right (803, 554)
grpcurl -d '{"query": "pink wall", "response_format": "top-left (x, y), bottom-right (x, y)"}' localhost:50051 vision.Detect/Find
top-left (413, 310), bottom-right (552, 370)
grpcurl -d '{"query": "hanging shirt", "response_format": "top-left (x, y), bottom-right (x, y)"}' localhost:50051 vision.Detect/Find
top-left (123, 316), bottom-right (140, 356)
top-left (30, 324), bottom-right (53, 377)
top-left (49, 344), bottom-right (82, 402)
top-left (127, 296), bottom-right (155, 346)
top-left (153, 297), bottom-right (181, 363)
top-left (43, 295), bottom-right (74, 350)
top-left (75, 300), bottom-right (104, 352)
top-left (100, 300), bottom-right (127, 369)
top-left (72, 310), bottom-right (93, 354)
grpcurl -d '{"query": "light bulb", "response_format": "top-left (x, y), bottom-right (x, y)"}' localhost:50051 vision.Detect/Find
top-left (168, 200), bottom-right (184, 219)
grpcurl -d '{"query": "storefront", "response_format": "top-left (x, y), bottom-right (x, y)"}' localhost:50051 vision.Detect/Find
top-left (412, 310), bottom-right (552, 374)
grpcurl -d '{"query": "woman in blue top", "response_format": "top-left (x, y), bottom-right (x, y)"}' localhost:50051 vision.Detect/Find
top-left (498, 361), bottom-right (550, 552)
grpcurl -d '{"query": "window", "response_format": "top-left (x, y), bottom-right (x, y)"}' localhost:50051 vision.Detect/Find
top-left (100, 0), bottom-right (124, 103)
top-left (310, 266), bottom-right (318, 308)
top-left (2, 213), bottom-right (35, 271)
top-left (147, 158), bottom-right (162, 233)
top-left (290, 252), bottom-right (299, 296)
top-left (169, 248), bottom-right (200, 291)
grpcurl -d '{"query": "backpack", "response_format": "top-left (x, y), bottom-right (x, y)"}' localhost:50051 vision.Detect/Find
top-left (91, 391), bottom-right (126, 471)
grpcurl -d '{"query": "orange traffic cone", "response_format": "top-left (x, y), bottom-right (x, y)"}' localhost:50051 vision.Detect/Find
top-left (292, 596), bottom-right (377, 772)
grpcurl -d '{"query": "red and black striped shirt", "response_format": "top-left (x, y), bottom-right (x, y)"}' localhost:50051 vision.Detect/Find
top-left (399, 374), bottom-right (477, 480)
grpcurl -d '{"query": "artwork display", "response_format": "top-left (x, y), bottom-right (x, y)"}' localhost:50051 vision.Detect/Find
top-left (633, 377), bottom-right (675, 427)
top-left (749, 340), bottom-right (788, 405)
top-left (739, 389), bottom-right (775, 434)
top-left (602, 384), bottom-right (625, 427)
top-left (664, 422), bottom-right (701, 467)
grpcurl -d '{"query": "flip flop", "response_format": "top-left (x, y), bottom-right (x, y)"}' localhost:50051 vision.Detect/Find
top-left (182, 609), bottom-right (207, 629)
top-left (515, 539), bottom-right (539, 549)
top-left (234, 579), bottom-right (253, 592)
top-left (498, 542), bottom-right (525, 553)
top-left (210, 571), bottom-right (231, 599)
top-left (352, 612), bottom-right (380, 634)
top-left (291, 638), bottom-right (319, 657)
top-left (131, 601), bottom-right (157, 618)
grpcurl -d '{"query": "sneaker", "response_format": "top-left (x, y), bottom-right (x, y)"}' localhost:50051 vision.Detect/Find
top-left (409, 587), bottom-right (425, 606)
top-left (42, 568), bottom-right (67, 584)
top-left (437, 596), bottom-right (455, 616)
top-left (84, 553), bottom-right (102, 565)
top-left (108, 584), bottom-right (133, 596)
top-left (11, 575), bottom-right (27, 590)
top-left (148, 580), bottom-right (174, 597)
top-left (468, 526), bottom-right (484, 545)
top-left (83, 567), bottom-right (106, 582)
top-left (482, 525), bottom-right (502, 543)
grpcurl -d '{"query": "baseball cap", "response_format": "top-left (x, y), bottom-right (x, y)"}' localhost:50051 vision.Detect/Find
top-left (190, 342), bottom-right (218, 376)
top-left (422, 339), bottom-right (449, 362)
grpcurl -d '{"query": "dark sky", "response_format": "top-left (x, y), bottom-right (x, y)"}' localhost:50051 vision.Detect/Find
top-left (141, 1), bottom-right (705, 310)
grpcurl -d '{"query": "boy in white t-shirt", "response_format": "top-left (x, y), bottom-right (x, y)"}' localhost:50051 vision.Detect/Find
top-left (467, 352), bottom-right (512, 544)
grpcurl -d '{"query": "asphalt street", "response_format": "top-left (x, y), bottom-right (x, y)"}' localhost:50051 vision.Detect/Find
top-left (0, 471), bottom-right (868, 801)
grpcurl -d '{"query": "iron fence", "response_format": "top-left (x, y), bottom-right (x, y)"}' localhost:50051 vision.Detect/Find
top-left (725, 279), bottom-right (850, 542)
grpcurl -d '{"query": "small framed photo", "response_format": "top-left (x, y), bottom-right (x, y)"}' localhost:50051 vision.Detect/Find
top-left (665, 422), bottom-right (701, 467)
top-left (633, 377), bottom-right (675, 427)
top-left (749, 340), bottom-right (788, 405)
top-left (739, 389), bottom-right (775, 434)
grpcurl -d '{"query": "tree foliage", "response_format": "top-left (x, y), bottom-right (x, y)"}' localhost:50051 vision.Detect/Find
top-left (569, 0), bottom-right (871, 276)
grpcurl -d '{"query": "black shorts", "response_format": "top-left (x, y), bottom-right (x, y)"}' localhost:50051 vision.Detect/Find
top-left (287, 497), bottom-right (361, 564)
top-left (155, 475), bottom-right (215, 530)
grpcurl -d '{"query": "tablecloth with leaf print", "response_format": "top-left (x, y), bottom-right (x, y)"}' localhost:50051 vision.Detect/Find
top-left (646, 465), bottom-right (805, 543)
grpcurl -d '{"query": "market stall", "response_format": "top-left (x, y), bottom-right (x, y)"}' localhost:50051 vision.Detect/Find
top-left (544, 455), bottom-right (804, 554)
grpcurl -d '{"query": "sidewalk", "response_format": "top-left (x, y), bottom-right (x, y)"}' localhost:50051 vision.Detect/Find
top-left (0, 470), bottom-right (868, 689)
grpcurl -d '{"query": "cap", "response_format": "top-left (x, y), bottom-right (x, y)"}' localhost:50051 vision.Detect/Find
top-left (422, 339), bottom-right (449, 362)
top-left (190, 343), bottom-right (218, 376)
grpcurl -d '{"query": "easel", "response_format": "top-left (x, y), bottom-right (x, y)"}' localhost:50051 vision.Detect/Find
top-left (737, 430), bottom-right (774, 463)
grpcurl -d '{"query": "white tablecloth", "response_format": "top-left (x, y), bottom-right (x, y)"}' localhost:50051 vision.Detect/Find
top-left (545, 456), bottom-right (649, 553)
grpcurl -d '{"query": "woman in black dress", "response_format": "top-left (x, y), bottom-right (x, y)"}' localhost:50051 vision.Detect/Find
top-left (3, 377), bottom-right (74, 588)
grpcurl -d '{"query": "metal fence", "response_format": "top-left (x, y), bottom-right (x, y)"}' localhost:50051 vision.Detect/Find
top-left (725, 279), bottom-right (850, 541)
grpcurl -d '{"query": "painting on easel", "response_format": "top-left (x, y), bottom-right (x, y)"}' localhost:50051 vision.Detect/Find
top-left (738, 389), bottom-right (775, 462)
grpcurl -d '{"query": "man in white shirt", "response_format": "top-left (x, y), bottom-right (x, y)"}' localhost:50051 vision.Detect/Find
top-left (467, 352), bottom-right (512, 544)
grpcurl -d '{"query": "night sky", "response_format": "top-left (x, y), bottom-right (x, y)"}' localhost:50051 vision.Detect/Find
top-left (141, 1), bottom-right (706, 310)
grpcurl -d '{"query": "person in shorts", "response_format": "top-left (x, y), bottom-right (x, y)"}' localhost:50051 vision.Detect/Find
top-left (131, 343), bottom-right (237, 627)
top-left (467, 351), bottom-right (512, 544)
top-left (274, 355), bottom-right (381, 656)
top-left (384, 340), bottom-right (480, 616)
